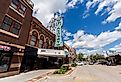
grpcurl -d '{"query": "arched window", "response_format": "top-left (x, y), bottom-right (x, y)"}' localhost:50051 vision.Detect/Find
top-left (45, 39), bottom-right (49, 49)
top-left (38, 35), bottom-right (44, 48)
top-left (30, 31), bottom-right (38, 47)
top-left (50, 41), bottom-right (53, 49)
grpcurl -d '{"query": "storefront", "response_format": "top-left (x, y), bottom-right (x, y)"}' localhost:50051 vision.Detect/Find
top-left (0, 45), bottom-right (12, 73)
top-left (37, 49), bottom-right (66, 68)
top-left (20, 46), bottom-right (38, 72)
top-left (0, 44), bottom-right (24, 77)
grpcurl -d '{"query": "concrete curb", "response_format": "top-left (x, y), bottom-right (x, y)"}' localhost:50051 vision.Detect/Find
top-left (27, 71), bottom-right (54, 82)
top-left (65, 67), bottom-right (77, 76)
top-left (27, 67), bottom-right (76, 82)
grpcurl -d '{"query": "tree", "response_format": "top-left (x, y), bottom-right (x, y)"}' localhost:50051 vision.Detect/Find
top-left (90, 53), bottom-right (105, 62)
top-left (77, 53), bottom-right (84, 61)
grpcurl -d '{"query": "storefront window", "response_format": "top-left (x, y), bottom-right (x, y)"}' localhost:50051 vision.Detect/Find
top-left (0, 52), bottom-right (12, 73)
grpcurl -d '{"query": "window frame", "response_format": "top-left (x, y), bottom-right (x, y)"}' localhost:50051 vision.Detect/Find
top-left (0, 16), bottom-right (21, 35)
top-left (1, 16), bottom-right (13, 31)
top-left (10, 0), bottom-right (27, 16)
top-left (11, 22), bottom-right (21, 35)
top-left (30, 32), bottom-right (38, 47)
top-left (46, 39), bottom-right (49, 49)
top-left (38, 39), bottom-right (43, 48)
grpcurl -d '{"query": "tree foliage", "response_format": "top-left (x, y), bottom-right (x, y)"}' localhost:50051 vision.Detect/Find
top-left (90, 53), bottom-right (105, 62)
top-left (77, 53), bottom-right (86, 61)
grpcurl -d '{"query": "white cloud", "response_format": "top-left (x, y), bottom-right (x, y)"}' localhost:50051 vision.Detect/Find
top-left (73, 30), bottom-right (85, 42)
top-left (95, 0), bottom-right (115, 15)
top-left (82, 13), bottom-right (90, 19)
top-left (32, 0), bottom-right (84, 26)
top-left (106, 0), bottom-right (121, 23)
top-left (62, 29), bottom-right (73, 40)
top-left (64, 40), bottom-right (73, 47)
top-left (68, 0), bottom-right (78, 8)
top-left (64, 29), bottom-right (121, 55)
top-left (86, 1), bottom-right (93, 10)
top-left (115, 22), bottom-right (121, 30)
top-left (32, 0), bottom-right (68, 26)
top-left (110, 43), bottom-right (121, 51)
top-left (72, 30), bottom-right (121, 49)
top-left (77, 48), bottom-right (102, 55)
top-left (68, 0), bottom-right (84, 8)
top-left (86, 0), bottom-right (121, 23)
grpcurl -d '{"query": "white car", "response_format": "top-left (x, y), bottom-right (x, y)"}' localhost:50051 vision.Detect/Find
top-left (77, 62), bottom-right (84, 66)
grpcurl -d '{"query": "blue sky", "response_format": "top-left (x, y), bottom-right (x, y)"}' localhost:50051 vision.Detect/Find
top-left (32, 0), bottom-right (121, 55)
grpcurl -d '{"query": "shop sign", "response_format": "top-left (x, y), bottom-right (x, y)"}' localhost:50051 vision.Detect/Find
top-left (0, 45), bottom-right (11, 51)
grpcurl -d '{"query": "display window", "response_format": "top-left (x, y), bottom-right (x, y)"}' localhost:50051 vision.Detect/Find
top-left (0, 51), bottom-right (13, 73)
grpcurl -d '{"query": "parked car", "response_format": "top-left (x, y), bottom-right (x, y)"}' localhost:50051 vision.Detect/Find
top-left (77, 62), bottom-right (84, 66)
top-left (89, 62), bottom-right (94, 65)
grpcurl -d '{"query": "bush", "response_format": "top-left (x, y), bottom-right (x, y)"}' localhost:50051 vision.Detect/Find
top-left (53, 65), bottom-right (69, 74)
top-left (71, 63), bottom-right (77, 67)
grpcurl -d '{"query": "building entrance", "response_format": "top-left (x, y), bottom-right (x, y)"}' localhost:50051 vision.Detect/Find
top-left (0, 51), bottom-right (13, 73)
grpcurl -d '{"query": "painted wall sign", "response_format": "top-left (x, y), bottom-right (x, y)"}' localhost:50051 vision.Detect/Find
top-left (0, 45), bottom-right (11, 51)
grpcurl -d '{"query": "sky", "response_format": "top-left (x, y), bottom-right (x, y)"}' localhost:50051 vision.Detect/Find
top-left (32, 0), bottom-right (121, 55)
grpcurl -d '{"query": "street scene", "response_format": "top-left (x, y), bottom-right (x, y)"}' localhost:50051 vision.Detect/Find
top-left (39, 65), bottom-right (121, 82)
top-left (0, 0), bottom-right (121, 82)
top-left (0, 65), bottom-right (121, 82)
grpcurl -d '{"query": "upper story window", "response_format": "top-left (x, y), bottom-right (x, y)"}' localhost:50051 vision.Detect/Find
top-left (10, 0), bottom-right (26, 15)
top-left (10, 0), bottom-right (19, 9)
top-left (30, 35), bottom-right (36, 46)
top-left (1, 16), bottom-right (21, 35)
top-left (38, 39), bottom-right (43, 48)
top-left (30, 31), bottom-right (38, 47)
top-left (45, 39), bottom-right (49, 49)
top-left (11, 22), bottom-right (21, 35)
top-left (19, 4), bottom-right (26, 15)
top-left (1, 17), bottom-right (12, 31)
top-left (38, 35), bottom-right (44, 48)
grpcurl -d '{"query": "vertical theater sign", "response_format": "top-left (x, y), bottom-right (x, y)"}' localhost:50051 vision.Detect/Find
top-left (55, 15), bottom-right (63, 47)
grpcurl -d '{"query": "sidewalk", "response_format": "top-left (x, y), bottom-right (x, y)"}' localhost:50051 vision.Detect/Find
top-left (0, 69), bottom-right (55, 82)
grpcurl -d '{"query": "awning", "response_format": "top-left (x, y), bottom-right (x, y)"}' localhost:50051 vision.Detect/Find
top-left (37, 49), bottom-right (66, 58)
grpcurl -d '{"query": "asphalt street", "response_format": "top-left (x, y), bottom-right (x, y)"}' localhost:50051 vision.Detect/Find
top-left (39, 65), bottom-right (121, 82)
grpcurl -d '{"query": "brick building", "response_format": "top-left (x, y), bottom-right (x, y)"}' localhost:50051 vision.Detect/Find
top-left (20, 17), bottom-right (66, 72)
top-left (20, 17), bottom-right (57, 72)
top-left (0, 0), bottom-right (66, 77)
top-left (64, 44), bottom-right (77, 63)
top-left (21, 17), bottom-right (67, 72)
top-left (0, 0), bottom-right (33, 77)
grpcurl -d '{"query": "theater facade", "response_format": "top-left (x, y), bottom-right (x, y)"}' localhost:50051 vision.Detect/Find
top-left (20, 17), bottom-right (66, 72)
